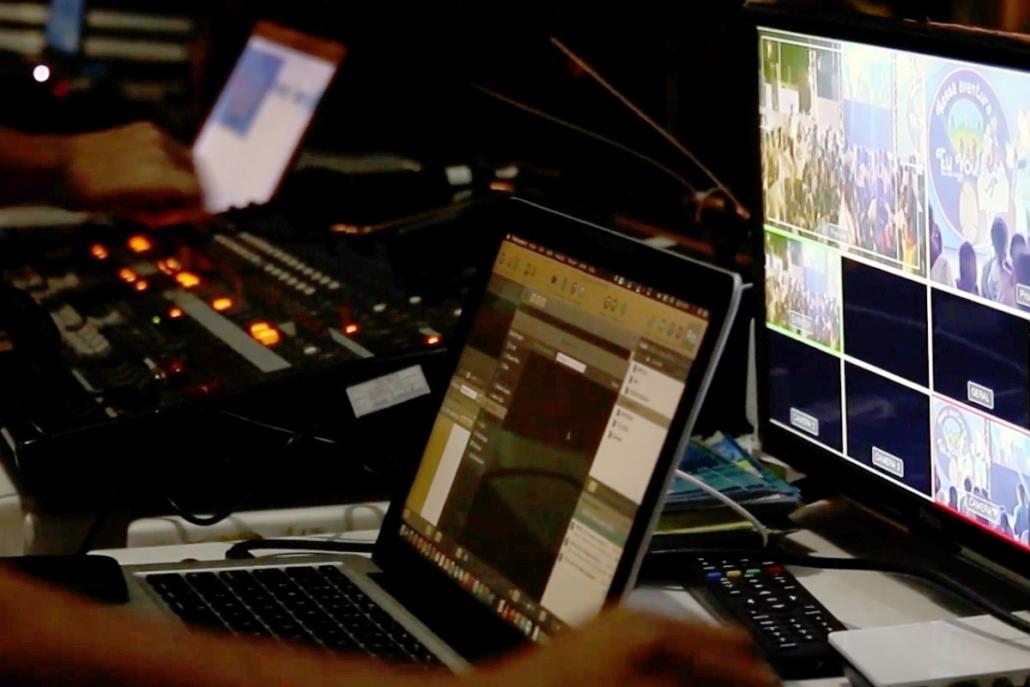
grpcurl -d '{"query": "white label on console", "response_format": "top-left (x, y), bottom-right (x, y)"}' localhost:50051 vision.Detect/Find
top-left (346, 365), bottom-right (431, 418)
top-left (966, 381), bottom-right (995, 410)
top-left (789, 408), bottom-right (819, 436)
top-left (871, 447), bottom-right (905, 478)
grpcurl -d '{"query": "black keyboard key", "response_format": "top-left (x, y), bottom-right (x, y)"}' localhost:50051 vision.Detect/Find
top-left (325, 634), bottom-right (361, 653)
top-left (150, 568), bottom-right (439, 665)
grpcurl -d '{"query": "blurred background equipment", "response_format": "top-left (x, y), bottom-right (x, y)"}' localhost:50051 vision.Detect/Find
top-left (0, 0), bottom-right (1027, 549)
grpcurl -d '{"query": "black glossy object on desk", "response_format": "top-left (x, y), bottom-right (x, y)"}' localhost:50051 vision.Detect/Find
top-left (688, 553), bottom-right (846, 680)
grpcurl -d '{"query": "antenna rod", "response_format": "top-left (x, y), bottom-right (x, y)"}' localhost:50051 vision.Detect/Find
top-left (550, 36), bottom-right (749, 217)
top-left (470, 82), bottom-right (698, 194)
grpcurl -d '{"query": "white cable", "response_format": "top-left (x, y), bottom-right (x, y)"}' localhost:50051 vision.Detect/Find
top-left (674, 468), bottom-right (770, 547)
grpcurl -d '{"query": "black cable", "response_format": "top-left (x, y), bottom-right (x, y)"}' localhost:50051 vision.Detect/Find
top-left (161, 432), bottom-right (301, 528)
top-left (215, 409), bottom-right (341, 447)
top-left (469, 82), bottom-right (699, 194)
top-left (648, 547), bottom-right (1030, 636)
top-left (162, 492), bottom-right (251, 528)
top-left (216, 408), bottom-right (389, 479)
top-left (159, 409), bottom-right (388, 528)
top-left (75, 481), bottom-right (123, 556)
top-left (225, 538), bottom-right (376, 560)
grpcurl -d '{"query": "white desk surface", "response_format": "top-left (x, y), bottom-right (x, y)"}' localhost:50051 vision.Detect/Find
top-left (97, 499), bottom-right (1001, 687)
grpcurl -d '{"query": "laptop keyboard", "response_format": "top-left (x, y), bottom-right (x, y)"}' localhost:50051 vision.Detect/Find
top-left (145, 565), bottom-right (441, 665)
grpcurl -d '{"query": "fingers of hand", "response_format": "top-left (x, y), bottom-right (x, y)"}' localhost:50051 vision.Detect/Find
top-left (615, 614), bottom-right (777, 687)
top-left (645, 635), bottom-right (778, 687)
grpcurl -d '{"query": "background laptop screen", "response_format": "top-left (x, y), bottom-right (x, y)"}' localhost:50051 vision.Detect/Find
top-left (194, 24), bottom-right (343, 213)
top-left (45, 0), bottom-right (86, 56)
top-left (400, 234), bottom-right (710, 640)
top-left (758, 26), bottom-right (1030, 552)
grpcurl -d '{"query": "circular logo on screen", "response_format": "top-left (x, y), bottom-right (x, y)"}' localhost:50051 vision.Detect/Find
top-left (934, 404), bottom-right (972, 468)
top-left (929, 69), bottom-right (1009, 245)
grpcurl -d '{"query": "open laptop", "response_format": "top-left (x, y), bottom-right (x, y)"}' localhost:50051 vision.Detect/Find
top-left (119, 199), bottom-right (742, 668)
top-left (193, 21), bottom-right (347, 214)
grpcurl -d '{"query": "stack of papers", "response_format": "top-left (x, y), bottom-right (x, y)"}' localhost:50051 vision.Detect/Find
top-left (657, 435), bottom-right (801, 540)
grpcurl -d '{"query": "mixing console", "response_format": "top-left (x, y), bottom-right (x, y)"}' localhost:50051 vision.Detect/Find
top-left (0, 217), bottom-right (476, 487)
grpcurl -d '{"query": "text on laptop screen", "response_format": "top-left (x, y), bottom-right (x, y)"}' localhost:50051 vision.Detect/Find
top-left (193, 27), bottom-right (340, 213)
top-left (400, 234), bottom-right (710, 639)
top-left (758, 27), bottom-right (1030, 551)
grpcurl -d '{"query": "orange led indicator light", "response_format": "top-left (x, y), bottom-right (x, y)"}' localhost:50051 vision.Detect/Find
top-left (344, 323), bottom-right (360, 336)
top-left (211, 297), bottom-right (234, 312)
top-left (489, 180), bottom-right (515, 194)
top-left (168, 307), bottom-right (185, 320)
top-left (156, 257), bottom-right (184, 275)
top-left (175, 271), bottom-right (201, 289)
top-left (127, 234), bottom-right (153, 254)
top-left (89, 244), bottom-right (109, 260)
top-left (248, 321), bottom-right (281, 347)
top-left (425, 335), bottom-right (442, 346)
top-left (118, 267), bottom-right (137, 283)
top-left (133, 279), bottom-right (149, 292)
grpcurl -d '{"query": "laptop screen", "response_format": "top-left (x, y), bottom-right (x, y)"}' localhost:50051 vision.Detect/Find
top-left (194, 23), bottom-right (345, 213)
top-left (400, 233), bottom-right (710, 640)
top-left (45, 0), bottom-right (86, 57)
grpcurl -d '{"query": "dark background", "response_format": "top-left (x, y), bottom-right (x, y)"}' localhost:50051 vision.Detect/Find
top-left (0, 0), bottom-right (1027, 446)
top-left (2, 0), bottom-right (1026, 236)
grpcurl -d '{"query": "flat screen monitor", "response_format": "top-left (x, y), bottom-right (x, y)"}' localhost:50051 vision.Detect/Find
top-left (193, 22), bottom-right (346, 214)
top-left (753, 11), bottom-right (1030, 576)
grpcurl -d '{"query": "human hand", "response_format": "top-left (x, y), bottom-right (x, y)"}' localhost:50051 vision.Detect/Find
top-left (473, 607), bottom-right (778, 687)
top-left (59, 121), bottom-right (204, 225)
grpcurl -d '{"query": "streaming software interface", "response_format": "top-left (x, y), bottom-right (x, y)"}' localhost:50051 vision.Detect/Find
top-left (759, 27), bottom-right (1030, 551)
top-left (400, 234), bottom-right (710, 641)
top-left (193, 31), bottom-right (338, 213)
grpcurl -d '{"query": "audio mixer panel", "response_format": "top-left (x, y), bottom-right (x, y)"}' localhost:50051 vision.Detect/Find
top-left (0, 217), bottom-right (479, 496)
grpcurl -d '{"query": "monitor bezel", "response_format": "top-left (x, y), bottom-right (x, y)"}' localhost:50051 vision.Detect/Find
top-left (373, 198), bottom-right (741, 653)
top-left (748, 5), bottom-right (1030, 578)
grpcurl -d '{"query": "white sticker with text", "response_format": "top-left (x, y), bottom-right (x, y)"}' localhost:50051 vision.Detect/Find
top-left (347, 365), bottom-right (431, 418)
top-left (789, 408), bottom-right (819, 436)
